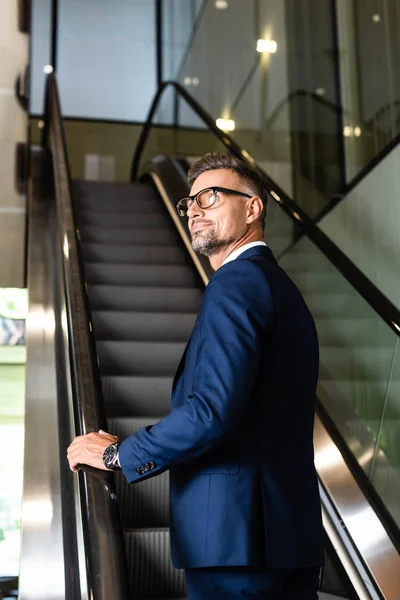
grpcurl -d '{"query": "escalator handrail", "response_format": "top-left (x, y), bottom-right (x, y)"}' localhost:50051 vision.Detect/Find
top-left (261, 88), bottom-right (400, 132)
top-left (131, 80), bottom-right (400, 338)
top-left (43, 72), bottom-right (129, 600)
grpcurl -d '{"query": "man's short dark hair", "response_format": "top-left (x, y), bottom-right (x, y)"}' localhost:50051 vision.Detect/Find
top-left (187, 152), bottom-right (268, 230)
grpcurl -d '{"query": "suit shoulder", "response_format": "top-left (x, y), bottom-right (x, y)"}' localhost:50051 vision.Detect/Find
top-left (209, 256), bottom-right (271, 291)
top-left (204, 258), bottom-right (273, 318)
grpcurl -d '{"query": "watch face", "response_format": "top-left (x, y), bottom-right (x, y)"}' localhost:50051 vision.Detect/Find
top-left (103, 443), bottom-right (118, 468)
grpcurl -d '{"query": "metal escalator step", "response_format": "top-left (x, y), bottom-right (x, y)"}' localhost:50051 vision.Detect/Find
top-left (124, 529), bottom-right (186, 598)
top-left (102, 376), bottom-right (172, 417)
top-left (84, 263), bottom-right (197, 287)
top-left (109, 418), bottom-right (170, 528)
top-left (79, 226), bottom-right (179, 245)
top-left (97, 341), bottom-right (185, 375)
top-left (82, 244), bottom-right (187, 265)
top-left (302, 293), bottom-right (374, 318)
top-left (314, 317), bottom-right (391, 347)
top-left (73, 180), bottom-right (154, 195)
top-left (75, 211), bottom-right (170, 228)
top-left (285, 271), bottom-right (351, 293)
top-left (88, 285), bottom-right (202, 312)
top-left (93, 311), bottom-right (196, 342)
top-left (76, 198), bottom-right (161, 213)
top-left (319, 347), bottom-right (394, 381)
top-left (73, 180), bottom-right (158, 202)
top-left (117, 466), bottom-right (169, 529)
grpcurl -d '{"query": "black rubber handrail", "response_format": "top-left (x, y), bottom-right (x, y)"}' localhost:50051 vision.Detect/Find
top-left (44, 73), bottom-right (129, 600)
top-left (263, 88), bottom-right (400, 133)
top-left (131, 80), bottom-right (400, 337)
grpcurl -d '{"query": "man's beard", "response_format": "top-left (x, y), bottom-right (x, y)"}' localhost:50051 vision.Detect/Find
top-left (191, 225), bottom-right (237, 257)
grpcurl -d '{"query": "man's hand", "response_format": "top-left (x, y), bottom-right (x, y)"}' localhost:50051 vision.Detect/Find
top-left (67, 430), bottom-right (120, 472)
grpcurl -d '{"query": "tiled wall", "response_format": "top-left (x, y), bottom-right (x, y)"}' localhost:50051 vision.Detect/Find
top-left (0, 1), bottom-right (28, 287)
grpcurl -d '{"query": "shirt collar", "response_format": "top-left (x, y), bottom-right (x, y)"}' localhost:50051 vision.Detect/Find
top-left (222, 241), bottom-right (267, 266)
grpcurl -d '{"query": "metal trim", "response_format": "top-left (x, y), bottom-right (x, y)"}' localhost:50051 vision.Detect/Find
top-left (314, 414), bottom-right (400, 599)
top-left (19, 167), bottom-right (66, 600)
top-left (149, 170), bottom-right (211, 287)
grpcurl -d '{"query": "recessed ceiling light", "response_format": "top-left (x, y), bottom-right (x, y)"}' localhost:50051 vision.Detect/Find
top-left (315, 87), bottom-right (325, 96)
top-left (256, 39), bottom-right (277, 53)
top-left (215, 0), bottom-right (228, 9)
top-left (192, 77), bottom-right (199, 86)
top-left (216, 118), bottom-right (235, 131)
top-left (354, 126), bottom-right (362, 137)
top-left (183, 77), bottom-right (192, 85)
top-left (343, 126), bottom-right (351, 137)
top-left (372, 14), bottom-right (381, 23)
top-left (43, 64), bottom-right (54, 74)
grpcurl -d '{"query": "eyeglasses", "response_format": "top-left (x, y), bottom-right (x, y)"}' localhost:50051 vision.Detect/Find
top-left (175, 186), bottom-right (252, 217)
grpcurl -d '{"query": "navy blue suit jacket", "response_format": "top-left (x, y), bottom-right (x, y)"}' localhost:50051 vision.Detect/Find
top-left (119, 245), bottom-right (324, 569)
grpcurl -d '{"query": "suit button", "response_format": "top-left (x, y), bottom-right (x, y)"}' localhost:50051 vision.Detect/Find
top-left (148, 461), bottom-right (155, 470)
top-left (142, 463), bottom-right (150, 472)
top-left (136, 467), bottom-right (143, 475)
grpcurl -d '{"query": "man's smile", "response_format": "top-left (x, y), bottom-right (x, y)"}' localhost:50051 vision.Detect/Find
top-left (191, 221), bottom-right (212, 234)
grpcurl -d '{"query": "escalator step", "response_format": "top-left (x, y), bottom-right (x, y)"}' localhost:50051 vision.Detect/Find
top-left (93, 311), bottom-right (196, 342)
top-left (302, 293), bottom-right (374, 318)
top-left (78, 226), bottom-right (179, 245)
top-left (102, 375), bottom-right (172, 417)
top-left (109, 417), bottom-right (170, 528)
top-left (76, 198), bottom-right (161, 213)
top-left (73, 180), bottom-right (155, 197)
top-left (88, 285), bottom-right (202, 312)
top-left (73, 180), bottom-right (159, 204)
top-left (97, 341), bottom-right (185, 375)
top-left (124, 529), bottom-right (186, 598)
top-left (314, 317), bottom-right (391, 347)
top-left (75, 211), bottom-right (170, 228)
top-left (285, 271), bottom-right (352, 293)
top-left (84, 263), bottom-right (197, 287)
top-left (82, 244), bottom-right (187, 265)
top-left (117, 468), bottom-right (169, 529)
top-left (319, 346), bottom-right (393, 380)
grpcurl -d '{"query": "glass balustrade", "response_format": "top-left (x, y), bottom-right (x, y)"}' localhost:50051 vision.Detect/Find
top-left (278, 236), bottom-right (400, 528)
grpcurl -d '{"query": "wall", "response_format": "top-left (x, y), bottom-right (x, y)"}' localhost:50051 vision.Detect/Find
top-left (319, 143), bottom-right (400, 309)
top-left (0, 0), bottom-right (28, 287)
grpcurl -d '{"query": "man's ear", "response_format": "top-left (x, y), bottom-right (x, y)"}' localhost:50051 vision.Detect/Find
top-left (246, 196), bottom-right (263, 224)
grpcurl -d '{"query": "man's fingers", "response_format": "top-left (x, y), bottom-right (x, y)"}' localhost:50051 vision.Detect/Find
top-left (66, 431), bottom-right (117, 472)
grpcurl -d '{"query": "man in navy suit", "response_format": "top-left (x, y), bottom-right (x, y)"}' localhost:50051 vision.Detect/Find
top-left (68, 153), bottom-right (324, 598)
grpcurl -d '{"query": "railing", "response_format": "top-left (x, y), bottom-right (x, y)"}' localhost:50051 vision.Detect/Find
top-left (43, 72), bottom-right (129, 599)
top-left (131, 80), bottom-right (400, 338)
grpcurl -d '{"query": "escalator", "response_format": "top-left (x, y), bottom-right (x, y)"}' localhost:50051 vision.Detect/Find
top-left (19, 74), bottom-right (400, 599)
top-left (74, 177), bottom-right (196, 598)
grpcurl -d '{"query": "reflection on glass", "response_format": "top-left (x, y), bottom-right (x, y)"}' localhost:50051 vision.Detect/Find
top-left (370, 338), bottom-right (400, 527)
top-left (174, 0), bottom-right (341, 217)
top-left (279, 237), bottom-right (400, 526)
top-left (337, 0), bottom-right (400, 182)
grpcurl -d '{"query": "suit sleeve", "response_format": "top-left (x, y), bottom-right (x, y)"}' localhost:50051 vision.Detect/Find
top-left (118, 261), bottom-right (274, 482)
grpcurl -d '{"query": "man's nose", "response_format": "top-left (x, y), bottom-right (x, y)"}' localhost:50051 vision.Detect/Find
top-left (186, 199), bottom-right (204, 219)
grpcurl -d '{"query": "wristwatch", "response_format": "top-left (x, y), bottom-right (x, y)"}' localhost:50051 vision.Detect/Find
top-left (103, 442), bottom-right (122, 470)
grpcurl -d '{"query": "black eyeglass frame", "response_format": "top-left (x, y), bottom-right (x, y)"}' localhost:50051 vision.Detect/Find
top-left (175, 186), bottom-right (253, 217)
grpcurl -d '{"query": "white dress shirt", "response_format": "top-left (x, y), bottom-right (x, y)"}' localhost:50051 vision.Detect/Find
top-left (222, 241), bottom-right (267, 266)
